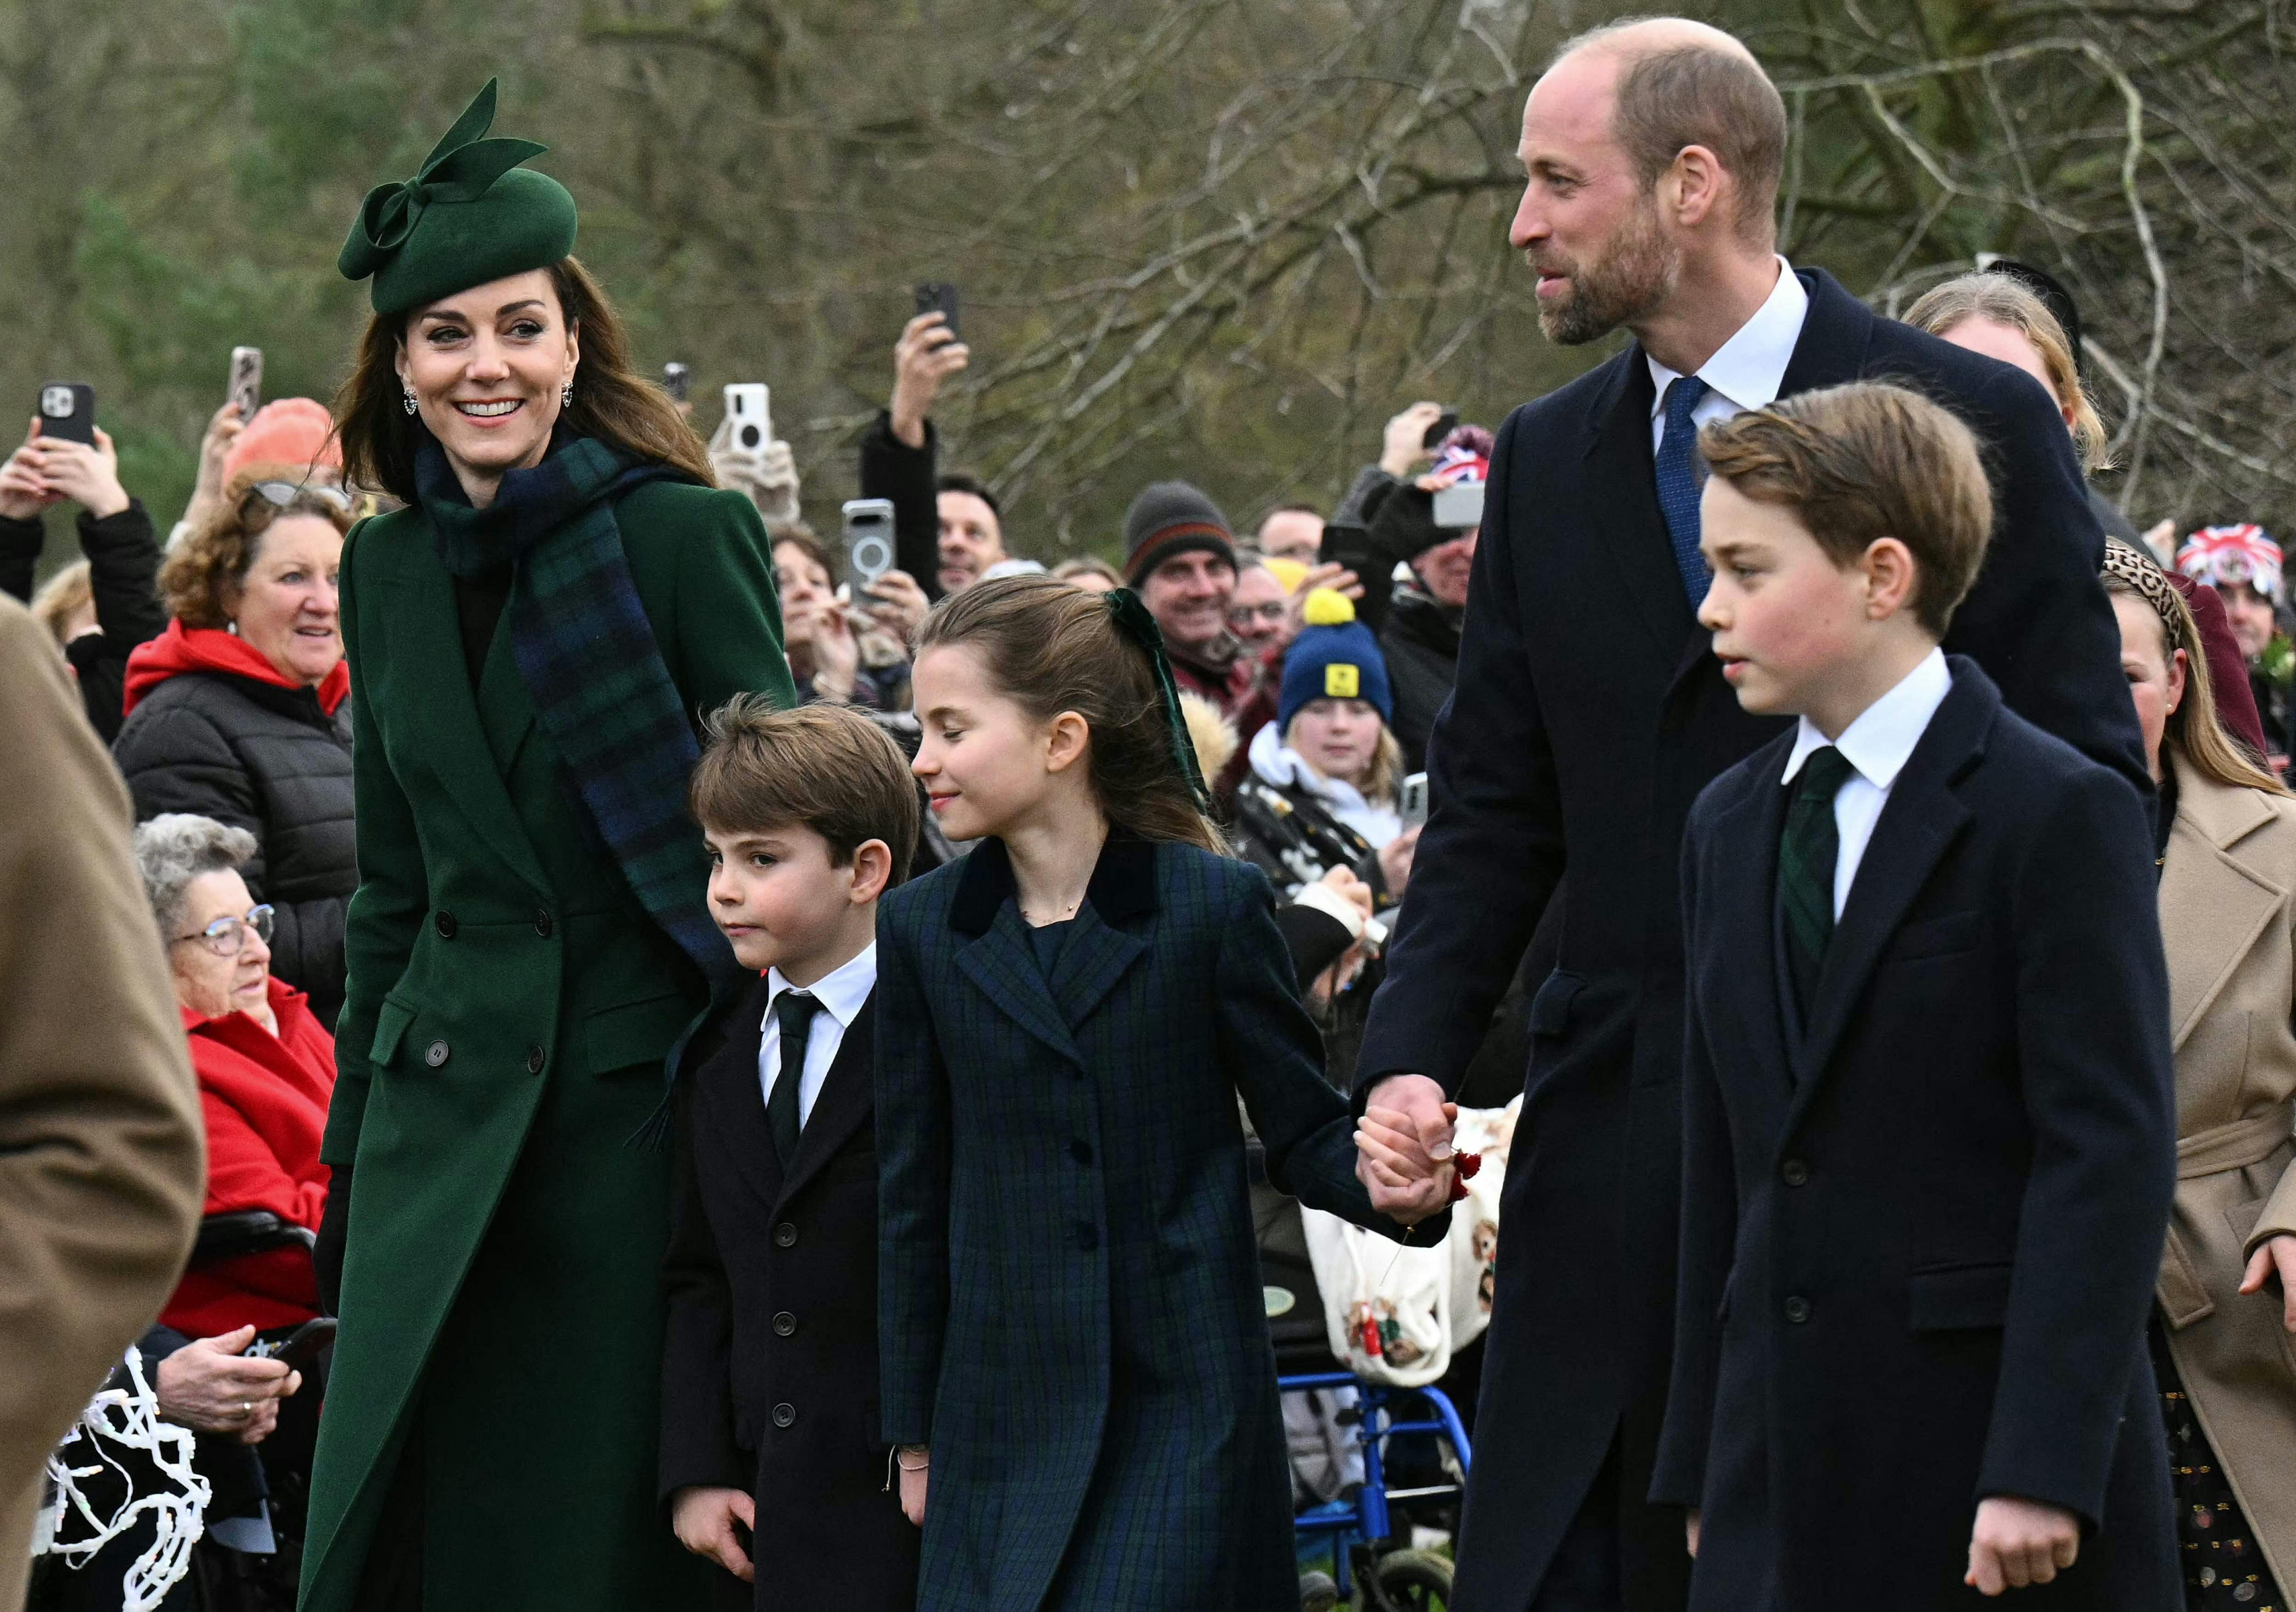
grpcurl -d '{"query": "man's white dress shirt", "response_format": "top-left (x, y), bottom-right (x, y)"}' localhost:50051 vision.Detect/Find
top-left (1646, 256), bottom-right (1811, 454)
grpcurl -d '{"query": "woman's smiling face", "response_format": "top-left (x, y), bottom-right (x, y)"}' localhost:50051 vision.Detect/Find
top-left (397, 269), bottom-right (579, 490)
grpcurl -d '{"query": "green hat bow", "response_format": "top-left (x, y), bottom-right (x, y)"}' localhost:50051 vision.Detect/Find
top-left (337, 79), bottom-right (579, 317)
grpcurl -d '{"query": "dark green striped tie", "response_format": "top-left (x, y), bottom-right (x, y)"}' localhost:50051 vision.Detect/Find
top-left (1780, 746), bottom-right (1856, 1023)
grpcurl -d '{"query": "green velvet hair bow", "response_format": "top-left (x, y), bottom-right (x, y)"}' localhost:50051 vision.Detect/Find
top-left (1105, 588), bottom-right (1214, 812)
top-left (337, 79), bottom-right (548, 282)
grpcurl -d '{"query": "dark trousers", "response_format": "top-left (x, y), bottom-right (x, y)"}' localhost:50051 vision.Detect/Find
top-left (1529, 1435), bottom-right (1625, 1612)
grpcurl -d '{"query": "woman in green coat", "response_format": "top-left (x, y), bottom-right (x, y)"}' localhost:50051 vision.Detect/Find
top-left (302, 82), bottom-right (795, 1611)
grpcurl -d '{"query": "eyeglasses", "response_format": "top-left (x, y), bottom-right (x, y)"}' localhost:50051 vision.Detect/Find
top-left (242, 479), bottom-right (354, 515)
top-left (1229, 601), bottom-right (1289, 626)
top-left (171, 905), bottom-right (275, 957)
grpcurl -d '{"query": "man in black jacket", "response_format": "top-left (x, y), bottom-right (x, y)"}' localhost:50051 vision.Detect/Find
top-left (1348, 18), bottom-right (2150, 1612)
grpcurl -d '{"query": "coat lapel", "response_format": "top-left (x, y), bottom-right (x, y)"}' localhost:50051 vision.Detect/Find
top-left (1050, 838), bottom-right (1158, 1029)
top-left (1790, 664), bottom-right (1992, 1091)
top-left (693, 975), bottom-right (781, 1209)
top-left (1578, 353), bottom-right (1694, 657)
top-left (386, 550), bottom-right (551, 893)
top-left (2161, 768), bottom-right (2288, 1050)
top-left (1775, 268), bottom-right (1878, 401)
top-left (951, 843), bottom-right (1085, 1066)
top-left (776, 992), bottom-right (877, 1209)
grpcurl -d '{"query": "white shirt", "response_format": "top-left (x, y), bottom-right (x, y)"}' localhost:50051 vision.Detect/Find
top-left (759, 942), bottom-right (877, 1128)
top-left (1779, 648), bottom-right (1953, 919)
top-left (1647, 256), bottom-right (1810, 455)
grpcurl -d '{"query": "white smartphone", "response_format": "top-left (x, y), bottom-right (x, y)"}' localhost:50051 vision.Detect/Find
top-left (1400, 772), bottom-right (1430, 830)
top-left (723, 382), bottom-right (771, 452)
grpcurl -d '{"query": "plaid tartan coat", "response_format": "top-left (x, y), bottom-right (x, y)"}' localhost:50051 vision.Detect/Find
top-left (301, 481), bottom-right (795, 1612)
top-left (876, 834), bottom-right (1427, 1611)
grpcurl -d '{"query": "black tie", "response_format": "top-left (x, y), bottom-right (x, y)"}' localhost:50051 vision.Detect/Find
top-left (766, 991), bottom-right (822, 1168)
top-left (1779, 746), bottom-right (1856, 1024)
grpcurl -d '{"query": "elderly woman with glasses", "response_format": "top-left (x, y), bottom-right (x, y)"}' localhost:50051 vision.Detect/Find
top-left (113, 467), bottom-right (356, 1027)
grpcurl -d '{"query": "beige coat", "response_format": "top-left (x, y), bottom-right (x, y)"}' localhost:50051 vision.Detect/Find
top-left (2156, 758), bottom-right (2296, 1590)
top-left (0, 595), bottom-right (203, 1610)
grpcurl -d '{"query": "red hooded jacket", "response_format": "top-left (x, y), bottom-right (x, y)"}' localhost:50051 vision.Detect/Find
top-left (161, 975), bottom-right (337, 1339)
top-left (123, 619), bottom-right (348, 719)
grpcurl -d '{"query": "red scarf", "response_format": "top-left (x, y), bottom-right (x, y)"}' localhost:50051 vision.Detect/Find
top-left (123, 619), bottom-right (348, 717)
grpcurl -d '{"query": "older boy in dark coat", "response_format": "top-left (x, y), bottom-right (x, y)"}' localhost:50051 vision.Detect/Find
top-left (660, 702), bottom-right (922, 1609)
top-left (1651, 385), bottom-right (2177, 1608)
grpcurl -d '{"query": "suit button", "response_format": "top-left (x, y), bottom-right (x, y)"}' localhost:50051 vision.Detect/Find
top-left (1781, 1159), bottom-right (1811, 1187)
top-left (1070, 1139), bottom-right (1093, 1165)
top-left (773, 1222), bottom-right (798, 1248)
top-left (1784, 1296), bottom-right (1812, 1325)
top-left (772, 1311), bottom-right (797, 1337)
top-left (434, 911), bottom-right (457, 939)
top-left (1074, 1222), bottom-right (1098, 1253)
top-left (535, 909), bottom-right (553, 938)
top-left (771, 1403), bottom-right (795, 1430)
top-left (526, 1044), bottom-right (546, 1075)
top-left (424, 1039), bottom-right (449, 1068)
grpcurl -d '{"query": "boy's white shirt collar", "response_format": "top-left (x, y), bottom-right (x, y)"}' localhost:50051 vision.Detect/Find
top-left (1646, 256), bottom-right (1808, 421)
top-left (1781, 646), bottom-right (1952, 791)
top-left (764, 939), bottom-right (878, 1030)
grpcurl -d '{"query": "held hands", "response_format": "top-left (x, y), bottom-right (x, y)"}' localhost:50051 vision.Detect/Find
top-left (152, 1325), bottom-right (301, 1445)
top-left (890, 313), bottom-right (969, 450)
top-left (1354, 1073), bottom-right (1458, 1228)
top-left (1965, 1497), bottom-right (2080, 1594)
top-left (671, 1485), bottom-right (756, 1582)
top-left (2239, 1233), bottom-right (2296, 1332)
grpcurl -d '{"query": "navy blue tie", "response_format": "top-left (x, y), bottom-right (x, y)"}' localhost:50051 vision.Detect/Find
top-left (1655, 374), bottom-right (1712, 606)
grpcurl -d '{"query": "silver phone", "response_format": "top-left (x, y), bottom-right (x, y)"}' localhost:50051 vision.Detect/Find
top-left (1400, 772), bottom-right (1430, 830)
top-left (229, 347), bottom-right (263, 420)
top-left (841, 498), bottom-right (897, 598)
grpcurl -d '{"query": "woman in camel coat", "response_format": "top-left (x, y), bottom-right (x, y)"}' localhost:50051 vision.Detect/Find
top-left (2105, 542), bottom-right (2296, 1608)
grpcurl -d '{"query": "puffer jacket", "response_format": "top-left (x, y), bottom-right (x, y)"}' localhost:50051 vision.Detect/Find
top-left (114, 624), bottom-right (355, 1028)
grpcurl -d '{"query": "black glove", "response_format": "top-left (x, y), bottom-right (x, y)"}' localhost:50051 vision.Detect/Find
top-left (314, 1164), bottom-right (350, 1317)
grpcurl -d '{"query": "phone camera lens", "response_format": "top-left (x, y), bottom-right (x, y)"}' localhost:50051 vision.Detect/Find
top-left (739, 424), bottom-right (762, 449)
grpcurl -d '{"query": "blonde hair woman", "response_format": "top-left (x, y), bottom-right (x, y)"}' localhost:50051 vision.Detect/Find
top-left (2102, 539), bottom-right (2296, 1609)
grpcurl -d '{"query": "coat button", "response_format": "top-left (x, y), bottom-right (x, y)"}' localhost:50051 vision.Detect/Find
top-left (771, 1403), bottom-right (795, 1429)
top-left (772, 1311), bottom-right (797, 1337)
top-left (535, 909), bottom-right (553, 938)
top-left (526, 1044), bottom-right (546, 1076)
top-left (1784, 1295), bottom-right (1812, 1324)
top-left (1781, 1159), bottom-right (1811, 1187)
top-left (773, 1222), bottom-right (798, 1248)
top-left (1074, 1221), bottom-right (1098, 1253)
top-left (434, 911), bottom-right (457, 939)
top-left (1070, 1139), bottom-right (1093, 1165)
top-left (424, 1039), bottom-right (449, 1068)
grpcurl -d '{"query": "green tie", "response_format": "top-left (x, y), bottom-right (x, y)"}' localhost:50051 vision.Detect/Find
top-left (1779, 746), bottom-right (1856, 1023)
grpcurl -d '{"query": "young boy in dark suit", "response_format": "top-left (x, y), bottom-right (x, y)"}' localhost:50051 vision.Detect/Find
top-left (1650, 382), bottom-right (2179, 1608)
top-left (661, 697), bottom-right (920, 1609)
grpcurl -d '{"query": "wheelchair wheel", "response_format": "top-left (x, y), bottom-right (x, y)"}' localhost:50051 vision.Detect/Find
top-left (1372, 1546), bottom-right (1453, 1609)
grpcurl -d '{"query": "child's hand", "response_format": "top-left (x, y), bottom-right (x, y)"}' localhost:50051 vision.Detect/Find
top-left (670, 1485), bottom-right (756, 1582)
top-left (1965, 1496), bottom-right (2079, 1594)
top-left (899, 1450), bottom-right (929, 1528)
top-left (1354, 1074), bottom-right (1458, 1226)
top-left (1685, 1508), bottom-right (1700, 1558)
top-left (2239, 1233), bottom-right (2296, 1332)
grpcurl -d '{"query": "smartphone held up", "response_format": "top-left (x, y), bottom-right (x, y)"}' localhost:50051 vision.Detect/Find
top-left (37, 383), bottom-right (96, 446)
top-left (230, 347), bottom-right (264, 421)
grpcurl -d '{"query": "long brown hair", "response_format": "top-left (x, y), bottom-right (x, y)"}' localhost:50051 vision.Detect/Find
top-left (2101, 567), bottom-right (2289, 796)
top-left (333, 257), bottom-right (713, 503)
top-left (915, 575), bottom-right (1227, 854)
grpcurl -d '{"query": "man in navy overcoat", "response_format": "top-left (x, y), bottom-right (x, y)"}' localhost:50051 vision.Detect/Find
top-left (1350, 20), bottom-right (2152, 1612)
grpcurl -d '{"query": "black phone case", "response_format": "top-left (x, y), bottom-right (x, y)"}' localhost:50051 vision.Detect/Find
top-left (38, 384), bottom-right (96, 446)
top-left (914, 282), bottom-right (961, 340)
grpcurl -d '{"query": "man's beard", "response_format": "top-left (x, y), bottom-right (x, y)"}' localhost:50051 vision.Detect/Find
top-left (1533, 200), bottom-right (1680, 346)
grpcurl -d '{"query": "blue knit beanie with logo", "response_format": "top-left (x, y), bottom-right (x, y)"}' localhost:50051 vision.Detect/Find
top-left (1278, 590), bottom-right (1393, 732)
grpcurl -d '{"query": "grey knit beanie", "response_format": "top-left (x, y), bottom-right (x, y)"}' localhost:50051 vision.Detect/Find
top-left (1123, 481), bottom-right (1236, 585)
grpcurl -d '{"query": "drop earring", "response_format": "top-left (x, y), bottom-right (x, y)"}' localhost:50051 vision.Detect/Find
top-left (560, 381), bottom-right (574, 408)
top-left (401, 388), bottom-right (418, 416)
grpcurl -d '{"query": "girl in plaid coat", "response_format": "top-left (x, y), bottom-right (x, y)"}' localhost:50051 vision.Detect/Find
top-left (877, 576), bottom-right (1425, 1611)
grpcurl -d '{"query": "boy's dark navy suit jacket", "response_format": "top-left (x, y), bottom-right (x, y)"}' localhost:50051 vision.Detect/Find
top-left (1652, 659), bottom-right (2178, 1611)
top-left (660, 972), bottom-right (917, 1611)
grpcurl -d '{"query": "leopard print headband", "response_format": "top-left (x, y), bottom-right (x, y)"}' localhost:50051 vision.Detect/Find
top-left (2101, 539), bottom-right (2186, 651)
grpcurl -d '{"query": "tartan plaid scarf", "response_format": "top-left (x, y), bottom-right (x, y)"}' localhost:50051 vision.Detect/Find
top-left (418, 435), bottom-right (737, 998)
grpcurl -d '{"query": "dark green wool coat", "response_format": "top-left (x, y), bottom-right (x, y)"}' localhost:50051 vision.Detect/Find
top-left (300, 480), bottom-right (795, 1612)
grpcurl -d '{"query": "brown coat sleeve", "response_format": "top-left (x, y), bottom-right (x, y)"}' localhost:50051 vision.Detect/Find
top-left (0, 594), bottom-right (203, 1595)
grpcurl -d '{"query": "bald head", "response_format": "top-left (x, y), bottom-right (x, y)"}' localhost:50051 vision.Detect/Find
top-left (1542, 17), bottom-right (1785, 241)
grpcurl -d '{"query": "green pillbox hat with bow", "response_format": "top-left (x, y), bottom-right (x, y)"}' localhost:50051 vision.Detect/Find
top-left (338, 79), bottom-right (577, 318)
